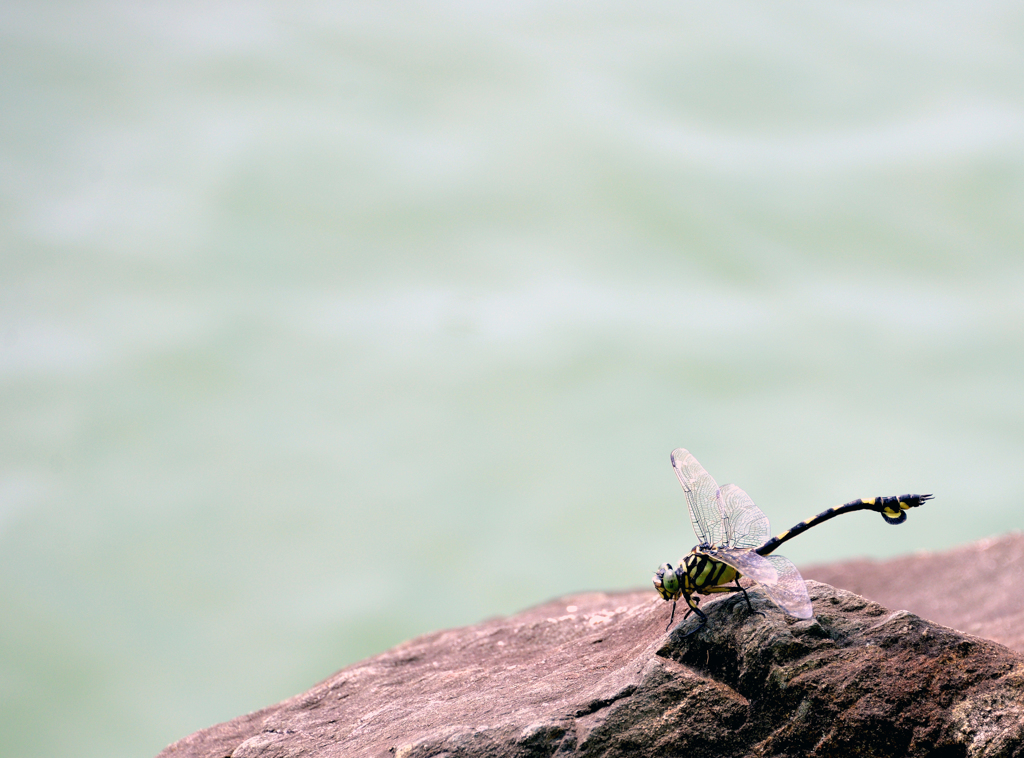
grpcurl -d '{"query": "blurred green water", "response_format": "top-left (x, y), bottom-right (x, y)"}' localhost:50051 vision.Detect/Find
top-left (2, 2), bottom-right (1023, 757)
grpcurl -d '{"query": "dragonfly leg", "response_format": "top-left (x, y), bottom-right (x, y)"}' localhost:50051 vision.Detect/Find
top-left (665, 596), bottom-right (701, 632)
top-left (681, 605), bottom-right (708, 637)
top-left (681, 596), bottom-right (700, 620)
top-left (680, 592), bottom-right (708, 637)
top-left (736, 578), bottom-right (766, 618)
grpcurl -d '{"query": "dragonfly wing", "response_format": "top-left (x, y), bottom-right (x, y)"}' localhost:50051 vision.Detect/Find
top-left (719, 483), bottom-right (771, 549)
top-left (706, 547), bottom-right (779, 587)
top-left (759, 554), bottom-right (813, 619)
top-left (671, 448), bottom-right (727, 547)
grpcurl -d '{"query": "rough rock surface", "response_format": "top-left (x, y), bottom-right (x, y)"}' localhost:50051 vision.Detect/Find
top-left (160, 577), bottom-right (1024, 758)
top-left (803, 531), bottom-right (1024, 654)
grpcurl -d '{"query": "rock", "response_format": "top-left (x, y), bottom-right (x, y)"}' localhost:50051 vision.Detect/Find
top-left (803, 531), bottom-right (1024, 654)
top-left (158, 580), bottom-right (1024, 758)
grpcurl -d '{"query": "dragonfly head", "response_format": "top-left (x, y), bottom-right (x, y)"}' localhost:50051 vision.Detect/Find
top-left (653, 562), bottom-right (683, 600)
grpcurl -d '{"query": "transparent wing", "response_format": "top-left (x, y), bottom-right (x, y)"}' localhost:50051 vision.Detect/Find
top-left (671, 448), bottom-right (726, 547)
top-left (759, 554), bottom-right (813, 619)
top-left (704, 547), bottom-right (779, 587)
top-left (719, 483), bottom-right (771, 549)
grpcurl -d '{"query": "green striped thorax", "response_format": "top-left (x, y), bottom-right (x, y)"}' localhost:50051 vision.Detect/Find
top-left (654, 548), bottom-right (742, 599)
top-left (654, 549), bottom-right (721, 600)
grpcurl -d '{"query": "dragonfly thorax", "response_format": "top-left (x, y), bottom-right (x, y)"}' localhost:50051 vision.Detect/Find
top-left (653, 545), bottom-right (745, 603)
top-left (684, 548), bottom-right (741, 592)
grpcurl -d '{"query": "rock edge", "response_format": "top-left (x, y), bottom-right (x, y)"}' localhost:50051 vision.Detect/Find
top-left (159, 581), bottom-right (1024, 758)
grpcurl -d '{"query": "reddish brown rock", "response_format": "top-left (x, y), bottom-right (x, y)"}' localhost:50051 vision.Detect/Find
top-left (158, 568), bottom-right (1024, 758)
top-left (803, 531), bottom-right (1024, 654)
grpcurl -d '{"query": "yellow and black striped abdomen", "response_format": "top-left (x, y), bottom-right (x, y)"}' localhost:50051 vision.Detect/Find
top-left (756, 493), bottom-right (933, 557)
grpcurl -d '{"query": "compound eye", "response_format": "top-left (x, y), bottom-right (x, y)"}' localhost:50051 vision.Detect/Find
top-left (653, 562), bottom-right (679, 599)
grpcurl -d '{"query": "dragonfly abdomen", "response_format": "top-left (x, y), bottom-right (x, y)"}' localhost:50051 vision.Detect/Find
top-left (756, 494), bottom-right (934, 557)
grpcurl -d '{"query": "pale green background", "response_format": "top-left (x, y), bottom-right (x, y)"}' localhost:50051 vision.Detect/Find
top-left (2, 2), bottom-right (1022, 757)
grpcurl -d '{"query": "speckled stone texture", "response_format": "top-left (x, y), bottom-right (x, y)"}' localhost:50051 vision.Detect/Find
top-left (158, 548), bottom-right (1024, 758)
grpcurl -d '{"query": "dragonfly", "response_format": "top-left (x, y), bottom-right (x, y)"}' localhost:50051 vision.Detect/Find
top-left (653, 448), bottom-right (933, 634)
